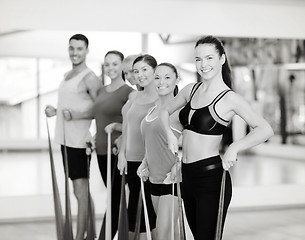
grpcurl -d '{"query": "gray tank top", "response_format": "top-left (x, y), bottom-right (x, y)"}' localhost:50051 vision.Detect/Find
top-left (141, 106), bottom-right (181, 183)
top-left (125, 101), bottom-right (155, 161)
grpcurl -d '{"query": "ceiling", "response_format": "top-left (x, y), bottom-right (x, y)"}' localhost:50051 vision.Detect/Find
top-left (1, 0), bottom-right (305, 39)
top-left (1, 0), bottom-right (305, 59)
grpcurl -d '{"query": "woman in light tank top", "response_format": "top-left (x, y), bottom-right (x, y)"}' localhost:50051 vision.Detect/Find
top-left (138, 63), bottom-right (183, 240)
top-left (118, 54), bottom-right (159, 239)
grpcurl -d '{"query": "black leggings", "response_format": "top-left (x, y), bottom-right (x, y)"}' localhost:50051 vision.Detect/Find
top-left (127, 161), bottom-right (156, 232)
top-left (97, 154), bottom-right (121, 239)
top-left (182, 155), bottom-right (232, 240)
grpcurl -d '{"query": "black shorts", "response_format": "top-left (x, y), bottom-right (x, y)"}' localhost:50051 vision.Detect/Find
top-left (150, 182), bottom-right (178, 197)
top-left (60, 145), bottom-right (91, 180)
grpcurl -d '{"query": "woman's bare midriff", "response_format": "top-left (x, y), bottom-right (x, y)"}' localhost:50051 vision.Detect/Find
top-left (182, 130), bottom-right (222, 164)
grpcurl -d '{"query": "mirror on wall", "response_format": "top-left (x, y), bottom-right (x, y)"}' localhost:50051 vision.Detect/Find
top-left (220, 37), bottom-right (305, 146)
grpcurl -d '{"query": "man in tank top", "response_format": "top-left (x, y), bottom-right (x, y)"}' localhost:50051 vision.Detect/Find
top-left (45, 34), bottom-right (100, 240)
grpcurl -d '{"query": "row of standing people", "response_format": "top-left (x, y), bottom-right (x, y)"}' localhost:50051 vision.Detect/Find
top-left (45, 33), bottom-right (274, 240)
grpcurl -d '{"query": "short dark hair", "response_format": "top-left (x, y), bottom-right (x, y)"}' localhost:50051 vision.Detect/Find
top-left (69, 34), bottom-right (89, 48)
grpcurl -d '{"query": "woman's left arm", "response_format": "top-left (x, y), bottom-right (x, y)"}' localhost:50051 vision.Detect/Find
top-left (222, 92), bottom-right (274, 170)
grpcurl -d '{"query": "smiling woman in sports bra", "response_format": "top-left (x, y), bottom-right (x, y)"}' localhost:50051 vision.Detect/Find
top-left (160, 35), bottom-right (274, 240)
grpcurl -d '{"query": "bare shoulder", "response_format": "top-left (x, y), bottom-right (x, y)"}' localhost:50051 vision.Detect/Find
top-left (84, 70), bottom-right (98, 83)
top-left (64, 70), bottom-right (73, 80)
top-left (222, 90), bottom-right (252, 112)
top-left (84, 71), bottom-right (101, 89)
top-left (225, 90), bottom-right (247, 104)
top-left (180, 82), bottom-right (197, 95)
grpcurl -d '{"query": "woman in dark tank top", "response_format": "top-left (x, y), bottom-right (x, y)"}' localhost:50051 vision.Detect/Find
top-left (63, 50), bottom-right (133, 239)
top-left (160, 36), bottom-right (274, 239)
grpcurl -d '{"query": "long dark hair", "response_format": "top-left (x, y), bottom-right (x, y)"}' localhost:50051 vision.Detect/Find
top-left (195, 35), bottom-right (232, 88)
top-left (133, 54), bottom-right (157, 69)
top-left (156, 62), bottom-right (179, 96)
top-left (133, 54), bottom-right (158, 90)
top-left (105, 50), bottom-right (124, 61)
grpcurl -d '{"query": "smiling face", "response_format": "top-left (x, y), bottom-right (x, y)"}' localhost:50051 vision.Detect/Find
top-left (154, 65), bottom-right (177, 96)
top-left (68, 39), bottom-right (88, 66)
top-left (194, 43), bottom-right (225, 81)
top-left (133, 61), bottom-right (155, 88)
top-left (104, 53), bottom-right (123, 80)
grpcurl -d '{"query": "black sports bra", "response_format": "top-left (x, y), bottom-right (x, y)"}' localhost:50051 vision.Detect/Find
top-left (179, 82), bottom-right (231, 135)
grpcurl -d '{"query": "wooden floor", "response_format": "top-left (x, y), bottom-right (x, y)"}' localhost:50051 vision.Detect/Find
top-left (0, 207), bottom-right (305, 240)
top-left (225, 207), bottom-right (305, 240)
top-left (1, 141), bottom-right (305, 239)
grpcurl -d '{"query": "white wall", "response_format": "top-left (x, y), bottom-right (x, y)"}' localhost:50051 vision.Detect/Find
top-left (1, 0), bottom-right (305, 39)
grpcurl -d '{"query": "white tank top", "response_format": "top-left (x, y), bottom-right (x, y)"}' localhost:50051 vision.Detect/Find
top-left (55, 68), bottom-right (94, 148)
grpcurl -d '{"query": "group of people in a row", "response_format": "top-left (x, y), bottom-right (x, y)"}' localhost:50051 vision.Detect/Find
top-left (45, 33), bottom-right (274, 240)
